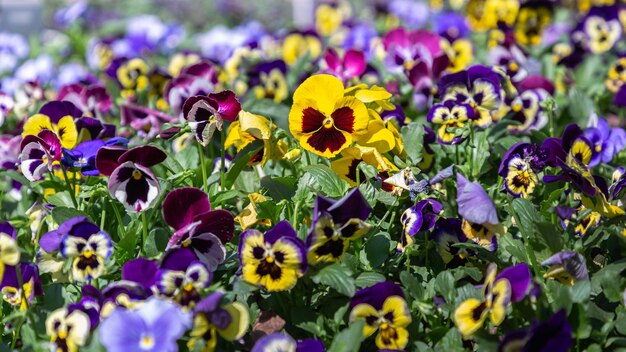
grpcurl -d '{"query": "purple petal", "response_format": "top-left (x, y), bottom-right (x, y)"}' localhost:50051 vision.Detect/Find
top-left (496, 263), bottom-right (531, 302)
top-left (162, 187), bottom-right (211, 231)
top-left (118, 145), bottom-right (166, 167)
top-left (456, 173), bottom-right (498, 225)
top-left (160, 247), bottom-right (199, 271)
top-left (122, 258), bottom-right (158, 289)
top-left (209, 90), bottom-right (241, 122)
top-left (350, 281), bottom-right (405, 310)
top-left (95, 146), bottom-right (127, 176)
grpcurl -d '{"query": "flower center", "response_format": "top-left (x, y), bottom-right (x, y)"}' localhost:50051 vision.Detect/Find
top-left (266, 256), bottom-right (275, 263)
top-left (82, 250), bottom-right (94, 259)
top-left (595, 145), bottom-right (602, 152)
top-left (323, 117), bottom-right (334, 129)
top-left (380, 322), bottom-right (389, 330)
top-left (140, 335), bottom-right (155, 350)
top-left (132, 170), bottom-right (142, 180)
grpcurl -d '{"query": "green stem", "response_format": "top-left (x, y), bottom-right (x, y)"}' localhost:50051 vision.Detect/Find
top-left (111, 202), bottom-right (125, 240)
top-left (141, 212), bottom-right (149, 256)
top-left (61, 165), bottom-right (78, 208)
top-left (220, 128), bottom-right (226, 190)
top-left (468, 129), bottom-right (475, 179)
top-left (197, 143), bottom-right (208, 192)
top-left (305, 150), bottom-right (312, 166)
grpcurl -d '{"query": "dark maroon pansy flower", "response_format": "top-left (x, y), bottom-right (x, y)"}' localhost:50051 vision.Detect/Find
top-left (95, 145), bottom-right (166, 212)
top-left (57, 83), bottom-right (113, 119)
top-left (120, 104), bottom-right (177, 141)
top-left (19, 130), bottom-right (62, 182)
top-left (162, 187), bottom-right (233, 270)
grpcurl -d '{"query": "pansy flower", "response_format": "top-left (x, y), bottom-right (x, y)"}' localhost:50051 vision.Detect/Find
top-left (288, 74), bottom-right (369, 158)
top-left (457, 173), bottom-right (503, 251)
top-left (579, 6), bottom-right (623, 54)
top-left (57, 83), bottom-right (113, 119)
top-left (349, 282), bottom-right (412, 350)
top-left (322, 48), bottom-right (366, 82)
top-left (155, 247), bottom-right (213, 308)
top-left (583, 116), bottom-right (626, 167)
top-left (0, 92), bottom-right (14, 127)
top-left (99, 297), bottom-right (191, 352)
top-left (46, 306), bottom-right (91, 352)
top-left (19, 130), bottom-right (63, 182)
top-left (96, 145), bottom-right (166, 212)
top-left (282, 32), bottom-right (322, 65)
top-left (62, 137), bottom-right (127, 176)
top-left (116, 58), bottom-right (150, 98)
top-left (182, 90), bottom-right (242, 146)
top-left (165, 61), bottom-right (217, 117)
top-left (426, 100), bottom-right (475, 144)
top-left (162, 187), bottom-right (233, 271)
top-left (22, 100), bottom-right (81, 149)
top-left (225, 111), bottom-right (286, 167)
top-left (1, 263), bottom-right (43, 310)
top-left (439, 65), bottom-right (504, 128)
top-left (120, 103), bottom-right (177, 141)
top-left (0, 222), bottom-right (19, 281)
top-left (514, 1), bottom-right (554, 46)
top-left (433, 218), bottom-right (470, 265)
top-left (188, 292), bottom-right (250, 352)
top-left (466, 0), bottom-right (519, 31)
top-left (315, 3), bottom-right (344, 36)
top-left (306, 188), bottom-right (372, 264)
top-left (606, 57), bottom-right (626, 107)
top-left (454, 263), bottom-right (511, 338)
top-left (251, 333), bottom-right (325, 352)
top-left (398, 198), bottom-right (443, 252)
top-left (556, 205), bottom-right (601, 237)
top-left (330, 146), bottom-right (397, 186)
top-left (249, 60), bottom-right (289, 103)
top-left (239, 221), bottom-right (307, 292)
top-left (541, 251), bottom-right (588, 285)
top-left (507, 75), bottom-right (553, 134)
top-left (39, 217), bottom-right (113, 282)
top-left (499, 309), bottom-right (573, 352)
top-left (498, 142), bottom-right (548, 198)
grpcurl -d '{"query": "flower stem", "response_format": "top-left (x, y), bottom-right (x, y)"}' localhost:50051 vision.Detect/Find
top-left (111, 202), bottom-right (125, 240)
top-left (141, 211), bottom-right (149, 256)
top-left (220, 128), bottom-right (227, 190)
top-left (197, 143), bottom-right (208, 192)
top-left (61, 165), bottom-right (78, 208)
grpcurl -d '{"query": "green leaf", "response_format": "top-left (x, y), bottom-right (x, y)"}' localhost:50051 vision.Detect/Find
top-left (400, 271), bottom-right (424, 300)
top-left (260, 176), bottom-right (297, 201)
top-left (434, 271), bottom-right (455, 302)
top-left (471, 131), bottom-right (490, 178)
top-left (567, 89), bottom-right (593, 125)
top-left (46, 192), bottom-right (75, 208)
top-left (571, 280), bottom-right (591, 303)
top-left (311, 263), bottom-right (356, 297)
top-left (43, 283), bottom-right (68, 311)
top-left (570, 303), bottom-right (591, 339)
top-left (355, 272), bottom-right (386, 288)
top-left (364, 233), bottom-right (391, 269)
top-left (51, 206), bottom-right (89, 224)
top-left (224, 140), bottom-right (263, 189)
top-left (328, 319), bottom-right (364, 352)
top-left (434, 328), bottom-right (464, 351)
top-left (401, 122), bottom-right (425, 165)
top-left (143, 228), bottom-right (170, 258)
top-left (302, 164), bottom-right (349, 198)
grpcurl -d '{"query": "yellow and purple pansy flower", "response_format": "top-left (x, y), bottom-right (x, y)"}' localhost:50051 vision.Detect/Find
top-left (306, 188), bottom-right (372, 264)
top-left (238, 221), bottom-right (307, 292)
top-left (22, 100), bottom-right (81, 149)
top-left (39, 217), bottom-right (113, 282)
top-left (541, 251), bottom-right (589, 285)
top-left (96, 145), bottom-right (166, 212)
top-left (506, 75), bottom-right (553, 134)
top-left (498, 142), bottom-right (547, 198)
top-left (349, 282), bottom-right (412, 350)
top-left (398, 198), bottom-right (443, 252)
top-left (579, 6), bottom-right (623, 54)
top-left (0, 222), bottom-right (19, 282)
top-left (188, 291), bottom-right (249, 352)
top-left (288, 74), bottom-right (369, 158)
top-left (426, 100), bottom-right (475, 144)
top-left (454, 263), bottom-right (512, 338)
top-left (1, 263), bottom-right (43, 311)
top-left (155, 247), bottom-right (213, 308)
top-left (46, 306), bottom-right (91, 352)
top-left (248, 60), bottom-right (289, 103)
top-left (457, 173), bottom-right (503, 251)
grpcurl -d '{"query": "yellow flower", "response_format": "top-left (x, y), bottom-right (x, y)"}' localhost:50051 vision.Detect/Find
top-left (330, 146), bottom-right (397, 186)
top-left (117, 58), bottom-right (149, 98)
top-left (168, 52), bottom-right (201, 77)
top-left (467, 0), bottom-right (519, 31)
top-left (22, 114), bottom-right (78, 150)
top-left (442, 39), bottom-right (474, 72)
top-left (350, 295), bottom-right (412, 350)
top-left (289, 74), bottom-right (369, 158)
top-left (235, 193), bottom-right (272, 230)
top-left (225, 111), bottom-right (286, 166)
top-left (316, 4), bottom-right (343, 36)
top-left (283, 33), bottom-right (322, 65)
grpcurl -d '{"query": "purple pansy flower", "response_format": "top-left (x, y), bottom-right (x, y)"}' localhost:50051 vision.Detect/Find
top-left (251, 333), bottom-right (325, 352)
top-left (120, 104), bottom-right (177, 141)
top-left (322, 48), bottom-right (366, 82)
top-left (0, 263), bottom-right (43, 310)
top-left (99, 296), bottom-right (191, 352)
top-left (584, 116), bottom-right (626, 167)
top-left (162, 187), bottom-right (234, 270)
top-left (182, 90), bottom-right (242, 146)
top-left (96, 145), bottom-right (167, 212)
top-left (57, 83), bottom-right (113, 119)
top-left (398, 198), bottom-right (443, 252)
top-left (499, 309), bottom-right (572, 352)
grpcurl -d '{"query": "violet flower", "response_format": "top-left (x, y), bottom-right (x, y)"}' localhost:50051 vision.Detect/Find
top-left (182, 90), bottom-right (241, 146)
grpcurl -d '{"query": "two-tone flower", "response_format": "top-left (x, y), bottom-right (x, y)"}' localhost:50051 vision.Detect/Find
top-left (349, 282), bottom-right (412, 350)
top-left (39, 217), bottom-right (113, 282)
top-left (46, 307), bottom-right (91, 352)
top-left (506, 75), bottom-right (553, 134)
top-left (155, 247), bottom-right (213, 308)
top-left (306, 188), bottom-right (372, 264)
top-left (0, 222), bottom-right (19, 281)
top-left (541, 251), bottom-right (588, 285)
top-left (19, 130), bottom-right (62, 182)
top-left (96, 145), bottom-right (166, 212)
top-left (498, 142), bottom-right (547, 198)
top-left (22, 100), bottom-right (81, 149)
top-left (426, 100), bottom-right (475, 144)
top-left (238, 221), bottom-right (307, 292)
top-left (182, 90), bottom-right (242, 146)
top-left (454, 263), bottom-right (512, 338)
top-left (225, 111), bottom-right (286, 167)
top-left (251, 333), bottom-right (324, 352)
top-left (248, 60), bottom-right (289, 103)
top-left (188, 292), bottom-right (249, 352)
top-left (606, 57), bottom-right (626, 107)
top-left (578, 6), bottom-right (622, 54)
top-left (1, 263), bottom-right (42, 310)
top-left (115, 58), bottom-right (150, 98)
top-left (399, 198), bottom-right (443, 252)
top-left (322, 48), bottom-right (366, 82)
top-left (288, 74), bottom-right (369, 158)
top-left (163, 187), bottom-right (234, 271)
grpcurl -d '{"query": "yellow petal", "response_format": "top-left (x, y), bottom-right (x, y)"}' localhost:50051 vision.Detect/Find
top-left (22, 114), bottom-right (53, 138)
top-left (349, 303), bottom-right (380, 338)
top-left (381, 296), bottom-right (412, 327)
top-left (293, 74), bottom-right (344, 115)
top-left (239, 111), bottom-right (272, 140)
top-left (454, 298), bottom-right (488, 338)
top-left (56, 115), bottom-right (78, 149)
top-left (218, 302), bottom-right (250, 341)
